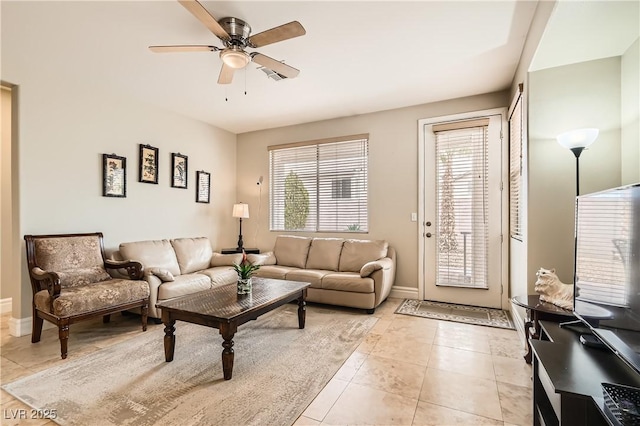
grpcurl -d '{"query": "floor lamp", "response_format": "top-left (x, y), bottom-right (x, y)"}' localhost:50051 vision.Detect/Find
top-left (232, 203), bottom-right (249, 252)
top-left (556, 128), bottom-right (599, 196)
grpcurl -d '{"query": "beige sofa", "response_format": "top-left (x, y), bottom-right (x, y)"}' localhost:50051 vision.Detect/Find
top-left (249, 236), bottom-right (396, 313)
top-left (111, 237), bottom-right (240, 319)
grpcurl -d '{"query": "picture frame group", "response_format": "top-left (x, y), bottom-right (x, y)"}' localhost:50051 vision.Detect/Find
top-left (102, 145), bottom-right (209, 203)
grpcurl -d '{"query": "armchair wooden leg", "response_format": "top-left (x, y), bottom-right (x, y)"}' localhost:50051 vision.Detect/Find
top-left (32, 309), bottom-right (43, 343)
top-left (141, 300), bottom-right (149, 332)
top-left (102, 314), bottom-right (111, 324)
top-left (58, 319), bottom-right (70, 359)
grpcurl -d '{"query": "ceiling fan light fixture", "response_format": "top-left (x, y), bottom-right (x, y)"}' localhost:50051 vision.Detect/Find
top-left (220, 48), bottom-right (250, 69)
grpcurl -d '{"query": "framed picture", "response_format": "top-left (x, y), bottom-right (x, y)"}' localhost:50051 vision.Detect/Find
top-left (139, 144), bottom-right (158, 184)
top-left (196, 170), bottom-right (210, 203)
top-left (102, 153), bottom-right (126, 197)
top-left (171, 153), bottom-right (188, 189)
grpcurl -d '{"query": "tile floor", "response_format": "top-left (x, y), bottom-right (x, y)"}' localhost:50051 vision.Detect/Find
top-left (0, 298), bottom-right (532, 425)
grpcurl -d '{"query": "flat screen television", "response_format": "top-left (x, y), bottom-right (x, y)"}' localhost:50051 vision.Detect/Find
top-left (573, 182), bottom-right (640, 373)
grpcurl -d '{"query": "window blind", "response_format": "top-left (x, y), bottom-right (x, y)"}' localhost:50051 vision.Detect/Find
top-left (434, 125), bottom-right (489, 289)
top-left (509, 85), bottom-right (523, 241)
top-left (269, 136), bottom-right (368, 232)
top-left (575, 195), bottom-right (633, 307)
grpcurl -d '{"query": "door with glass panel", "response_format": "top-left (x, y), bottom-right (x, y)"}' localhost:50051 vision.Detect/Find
top-left (424, 115), bottom-right (503, 308)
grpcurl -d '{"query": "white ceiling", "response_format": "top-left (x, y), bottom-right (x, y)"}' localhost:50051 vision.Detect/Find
top-left (530, 0), bottom-right (640, 72)
top-left (3, 1), bottom-right (541, 134)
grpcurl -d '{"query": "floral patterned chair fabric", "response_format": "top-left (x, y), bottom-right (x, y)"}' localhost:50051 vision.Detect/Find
top-left (24, 233), bottom-right (150, 359)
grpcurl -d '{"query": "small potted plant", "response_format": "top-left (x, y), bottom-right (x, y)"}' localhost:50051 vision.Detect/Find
top-left (233, 251), bottom-right (260, 294)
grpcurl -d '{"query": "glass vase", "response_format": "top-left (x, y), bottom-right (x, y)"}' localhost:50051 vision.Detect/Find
top-left (237, 277), bottom-right (252, 295)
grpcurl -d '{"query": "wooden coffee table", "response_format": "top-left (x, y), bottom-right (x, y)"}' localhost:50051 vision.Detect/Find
top-left (156, 277), bottom-right (310, 380)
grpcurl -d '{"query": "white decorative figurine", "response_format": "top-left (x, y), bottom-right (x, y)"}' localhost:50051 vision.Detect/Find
top-left (534, 267), bottom-right (574, 310)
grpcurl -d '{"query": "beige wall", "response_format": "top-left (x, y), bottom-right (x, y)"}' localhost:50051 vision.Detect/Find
top-left (528, 57), bottom-right (622, 285)
top-left (2, 76), bottom-right (237, 322)
top-left (508, 0), bottom-right (556, 303)
top-left (236, 92), bottom-right (509, 290)
top-left (621, 37), bottom-right (640, 185)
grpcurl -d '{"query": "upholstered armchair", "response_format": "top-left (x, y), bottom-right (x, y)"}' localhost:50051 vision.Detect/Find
top-left (24, 233), bottom-right (150, 359)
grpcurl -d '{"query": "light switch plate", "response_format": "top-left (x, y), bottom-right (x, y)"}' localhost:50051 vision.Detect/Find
top-left (411, 213), bottom-right (417, 222)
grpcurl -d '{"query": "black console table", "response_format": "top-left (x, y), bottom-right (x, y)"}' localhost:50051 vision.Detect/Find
top-left (511, 295), bottom-right (574, 364)
top-left (220, 248), bottom-right (260, 254)
top-left (531, 321), bottom-right (640, 425)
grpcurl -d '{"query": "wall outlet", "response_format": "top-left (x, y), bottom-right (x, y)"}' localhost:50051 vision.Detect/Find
top-left (411, 212), bottom-right (417, 222)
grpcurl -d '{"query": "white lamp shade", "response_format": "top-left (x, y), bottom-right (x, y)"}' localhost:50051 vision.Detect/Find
top-left (220, 48), bottom-right (250, 69)
top-left (232, 203), bottom-right (249, 219)
top-left (556, 128), bottom-right (599, 150)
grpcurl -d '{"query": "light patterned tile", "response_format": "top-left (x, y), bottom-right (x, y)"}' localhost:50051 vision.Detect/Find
top-left (303, 378), bottom-right (349, 421)
top-left (369, 318), bottom-right (393, 335)
top-left (333, 350), bottom-right (367, 381)
top-left (493, 355), bottom-right (532, 388)
top-left (322, 382), bottom-right (418, 425)
top-left (412, 400), bottom-right (503, 425)
top-left (352, 355), bottom-right (427, 399)
top-left (428, 345), bottom-right (495, 380)
top-left (419, 368), bottom-right (503, 421)
top-left (386, 317), bottom-right (437, 344)
top-left (355, 333), bottom-right (381, 355)
top-left (433, 328), bottom-right (491, 354)
top-left (294, 416), bottom-right (321, 425)
top-left (489, 337), bottom-right (524, 359)
top-left (497, 381), bottom-right (533, 425)
top-left (371, 334), bottom-right (432, 366)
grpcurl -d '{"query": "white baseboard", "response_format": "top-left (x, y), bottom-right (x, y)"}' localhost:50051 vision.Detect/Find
top-left (389, 286), bottom-right (419, 300)
top-left (0, 297), bottom-right (11, 314)
top-left (510, 301), bottom-right (527, 347)
top-left (9, 315), bottom-right (55, 337)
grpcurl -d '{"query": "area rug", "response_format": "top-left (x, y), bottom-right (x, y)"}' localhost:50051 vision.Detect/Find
top-left (2, 304), bottom-right (377, 426)
top-left (395, 299), bottom-right (514, 329)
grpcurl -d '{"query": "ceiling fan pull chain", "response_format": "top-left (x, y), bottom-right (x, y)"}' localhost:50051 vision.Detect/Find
top-left (244, 68), bottom-right (247, 96)
top-left (225, 86), bottom-right (228, 102)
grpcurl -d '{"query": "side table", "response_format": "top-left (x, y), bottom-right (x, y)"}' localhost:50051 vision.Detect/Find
top-left (220, 248), bottom-right (260, 254)
top-left (511, 294), bottom-right (574, 364)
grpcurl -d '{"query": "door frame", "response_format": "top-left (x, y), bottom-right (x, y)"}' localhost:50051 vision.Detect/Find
top-left (417, 107), bottom-right (509, 309)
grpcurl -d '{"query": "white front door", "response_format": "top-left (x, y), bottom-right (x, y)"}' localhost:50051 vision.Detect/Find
top-left (421, 112), bottom-right (505, 309)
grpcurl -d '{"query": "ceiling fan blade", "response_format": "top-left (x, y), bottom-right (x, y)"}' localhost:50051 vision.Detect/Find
top-left (218, 63), bottom-right (235, 84)
top-left (251, 53), bottom-right (300, 79)
top-left (149, 45), bottom-right (219, 53)
top-left (178, 0), bottom-right (230, 41)
top-left (247, 21), bottom-right (306, 48)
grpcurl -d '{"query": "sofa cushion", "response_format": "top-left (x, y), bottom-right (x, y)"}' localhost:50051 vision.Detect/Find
top-left (119, 240), bottom-right (181, 277)
top-left (210, 253), bottom-right (243, 267)
top-left (285, 269), bottom-right (329, 289)
top-left (305, 238), bottom-right (344, 271)
top-left (273, 236), bottom-right (312, 268)
top-left (34, 279), bottom-right (150, 317)
top-left (246, 252), bottom-right (276, 266)
top-left (338, 239), bottom-right (389, 273)
top-left (171, 237), bottom-right (213, 274)
top-left (199, 267), bottom-right (238, 286)
top-left (157, 273), bottom-right (211, 300)
top-left (254, 265), bottom-right (298, 280)
top-left (321, 272), bottom-right (374, 293)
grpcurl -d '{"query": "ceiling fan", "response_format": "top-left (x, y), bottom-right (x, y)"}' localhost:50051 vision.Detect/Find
top-left (150, 0), bottom-right (306, 84)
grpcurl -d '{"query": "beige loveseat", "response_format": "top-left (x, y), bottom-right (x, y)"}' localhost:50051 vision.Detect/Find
top-left (111, 237), bottom-right (240, 319)
top-left (249, 236), bottom-right (396, 313)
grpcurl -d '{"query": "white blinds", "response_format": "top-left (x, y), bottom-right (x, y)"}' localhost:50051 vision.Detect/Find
top-left (575, 194), bottom-right (633, 306)
top-left (434, 125), bottom-right (489, 289)
top-left (509, 87), bottom-right (523, 241)
top-left (269, 137), bottom-right (368, 232)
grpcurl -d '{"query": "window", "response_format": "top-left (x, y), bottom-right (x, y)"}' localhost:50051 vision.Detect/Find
top-left (433, 120), bottom-right (489, 289)
top-left (509, 84), bottom-right (524, 241)
top-left (332, 178), bottom-right (352, 199)
top-left (269, 134), bottom-right (368, 232)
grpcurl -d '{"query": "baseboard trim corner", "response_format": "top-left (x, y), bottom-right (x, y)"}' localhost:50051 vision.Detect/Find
top-left (389, 286), bottom-right (419, 300)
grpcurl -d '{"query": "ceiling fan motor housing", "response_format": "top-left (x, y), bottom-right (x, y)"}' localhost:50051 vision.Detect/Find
top-left (219, 17), bottom-right (251, 48)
